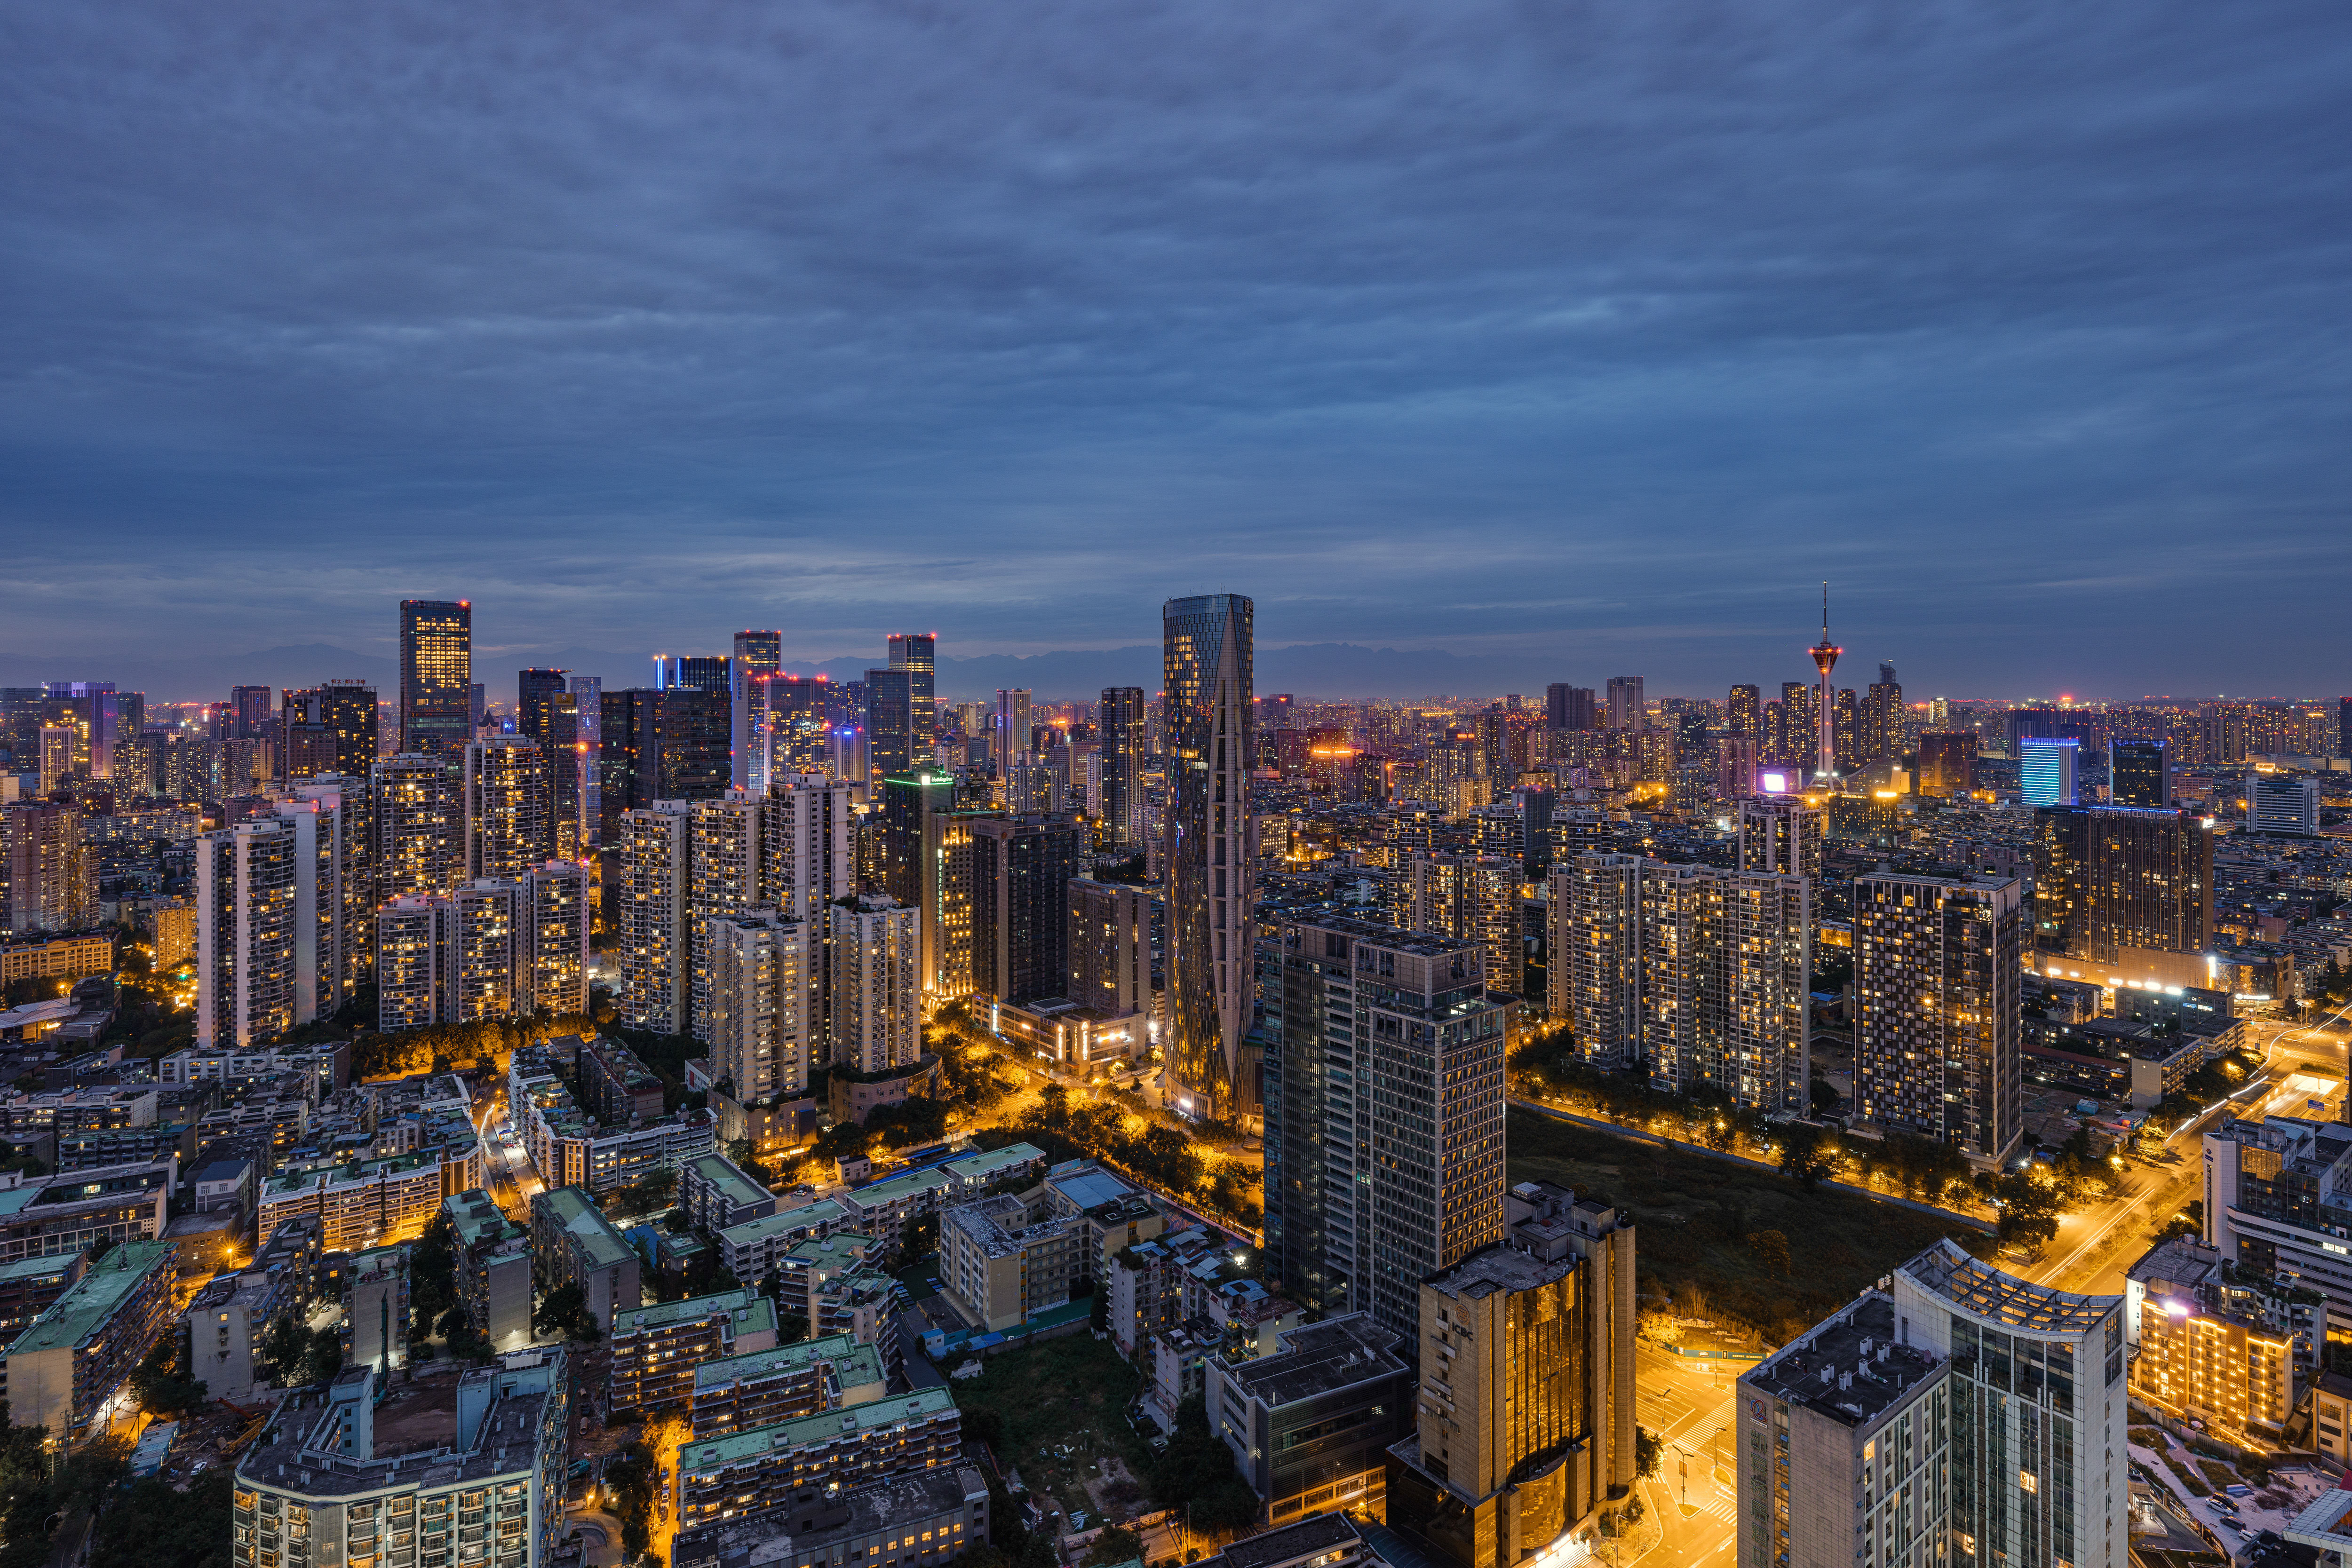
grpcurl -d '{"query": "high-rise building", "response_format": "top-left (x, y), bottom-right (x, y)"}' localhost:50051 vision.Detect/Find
top-left (731, 637), bottom-right (783, 793)
top-left (517, 669), bottom-right (570, 743)
top-left (2033, 807), bottom-right (2211, 960)
top-left (520, 861), bottom-right (591, 1016)
top-left (2019, 737), bottom-right (2081, 807)
top-left (733, 631), bottom-right (783, 681)
top-left (1917, 731), bottom-right (1976, 796)
top-left (1736, 796), bottom-right (1823, 881)
top-left (231, 684), bottom-right (273, 741)
top-left (706, 911), bottom-right (819, 1104)
top-left (1861, 665), bottom-right (1902, 763)
top-left (1715, 734), bottom-right (1759, 800)
top-left (2, 803), bottom-right (93, 933)
top-left (2110, 739), bottom-right (2169, 808)
top-left (1404, 853), bottom-right (1522, 996)
top-left (376, 896), bottom-right (448, 1029)
top-left (1546, 684), bottom-right (1597, 733)
top-left (619, 802), bottom-right (691, 1033)
top-left (1384, 1181), bottom-right (1637, 1568)
top-left (876, 768), bottom-right (957, 910)
top-left (992, 689), bottom-right (1033, 780)
top-left (1854, 872), bottom-right (2023, 1167)
top-left (970, 814), bottom-right (1081, 1006)
top-left (568, 675), bottom-right (603, 844)
top-left (1100, 687), bottom-right (1146, 845)
top-left (1260, 914), bottom-right (1506, 1338)
top-left (1066, 878), bottom-right (1149, 1019)
top-left (653, 655), bottom-right (734, 695)
top-left (2249, 774), bottom-right (2320, 838)
top-left (289, 775), bottom-right (375, 990)
top-left (1736, 1243), bottom-right (2125, 1568)
top-left (1162, 594), bottom-right (1255, 1123)
top-left (375, 753), bottom-right (461, 902)
top-left (827, 894), bottom-right (920, 1074)
top-left (685, 792), bottom-right (765, 1043)
top-left (759, 772), bottom-right (857, 922)
top-left (863, 667), bottom-right (918, 783)
top-left (399, 600), bottom-right (473, 758)
top-left (2341, 696), bottom-right (2352, 760)
top-left (1604, 677), bottom-right (1644, 731)
top-left (197, 817), bottom-right (305, 1047)
top-left (1832, 686), bottom-right (1859, 772)
top-left (598, 688), bottom-right (731, 840)
top-left (887, 634), bottom-right (937, 760)
top-left (1548, 855), bottom-right (1810, 1111)
top-left (465, 736), bottom-right (553, 881)
top-left (375, 863), bottom-right (585, 1029)
top-left (1727, 683), bottom-right (1762, 735)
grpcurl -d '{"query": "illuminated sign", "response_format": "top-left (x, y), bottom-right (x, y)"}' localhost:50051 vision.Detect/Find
top-left (1758, 770), bottom-right (1791, 794)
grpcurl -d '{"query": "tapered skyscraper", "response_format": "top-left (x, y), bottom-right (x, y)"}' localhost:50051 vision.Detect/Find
top-left (1163, 594), bottom-right (1254, 1123)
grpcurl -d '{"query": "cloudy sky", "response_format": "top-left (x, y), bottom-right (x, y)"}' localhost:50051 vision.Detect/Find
top-left (4, 0), bottom-right (2348, 701)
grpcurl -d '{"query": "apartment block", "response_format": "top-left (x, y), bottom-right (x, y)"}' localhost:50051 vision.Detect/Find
top-left (687, 1333), bottom-right (890, 1440)
top-left (528, 1185), bottom-right (644, 1332)
top-left (675, 1386), bottom-right (963, 1529)
top-left (445, 1189), bottom-right (534, 1352)
top-left (609, 1287), bottom-right (780, 1414)
top-left (1, 1238), bottom-right (176, 1439)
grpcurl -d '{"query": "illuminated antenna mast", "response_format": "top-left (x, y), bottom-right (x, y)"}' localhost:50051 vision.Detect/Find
top-left (1808, 582), bottom-right (1842, 780)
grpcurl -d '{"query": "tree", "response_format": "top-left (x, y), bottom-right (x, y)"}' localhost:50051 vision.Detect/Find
top-left (535, 1282), bottom-right (601, 1343)
top-left (1634, 1426), bottom-right (1664, 1481)
top-left (1748, 1229), bottom-right (1792, 1278)
top-left (303, 1324), bottom-right (344, 1385)
top-left (1986, 1172), bottom-right (2063, 1252)
top-left (1777, 1124), bottom-right (1835, 1191)
top-left (1083, 1527), bottom-right (1144, 1567)
top-left (259, 1315), bottom-right (312, 1384)
top-left (131, 1336), bottom-right (207, 1417)
top-left (91, 1471), bottom-right (234, 1568)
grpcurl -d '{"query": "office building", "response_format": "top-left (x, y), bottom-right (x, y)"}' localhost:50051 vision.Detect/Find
top-left (377, 752), bottom-right (462, 901)
top-left (760, 771), bottom-right (857, 921)
top-left (517, 669), bottom-right (570, 744)
top-left (232, 1358), bottom-right (570, 1568)
top-left (2125, 1237), bottom-right (2293, 1447)
top-left (1205, 1313), bottom-right (1412, 1528)
top-left (1862, 666), bottom-right (1903, 763)
top-left (733, 630), bottom-right (783, 681)
top-left (654, 655), bottom-right (735, 696)
top-left (2110, 739), bottom-right (2169, 808)
top-left (1385, 1183), bottom-right (1637, 1568)
top-left (887, 634), bottom-right (936, 757)
top-left (598, 687), bottom-right (731, 839)
top-left (1100, 686), bottom-right (1147, 845)
top-left (399, 599), bottom-right (473, 758)
top-left (687, 792), bottom-right (766, 1043)
top-left (1162, 593), bottom-right (1255, 1123)
top-left (1853, 872), bottom-right (2023, 1168)
top-left (2018, 736), bottom-right (2081, 806)
top-left (619, 801), bottom-right (691, 1034)
top-left (864, 667), bottom-right (919, 784)
top-left (1917, 731), bottom-right (1976, 796)
top-left (1736, 795), bottom-right (1822, 880)
top-left (971, 814), bottom-right (1081, 1006)
top-left (992, 688), bottom-right (1032, 779)
top-left (1, 1240), bottom-right (176, 1441)
top-left (2250, 773), bottom-right (2321, 838)
top-left (1546, 684), bottom-right (1597, 732)
top-left (1260, 914), bottom-right (1506, 1338)
top-left (2, 802), bottom-right (94, 933)
top-left (1066, 877), bottom-right (1149, 1019)
top-left (876, 767), bottom-right (957, 910)
top-left (2032, 806), bottom-right (2211, 961)
top-left (465, 736), bottom-right (552, 880)
top-left (610, 1288), bottom-right (780, 1415)
top-left (707, 911), bottom-right (819, 1104)
top-left (829, 894), bottom-right (921, 1075)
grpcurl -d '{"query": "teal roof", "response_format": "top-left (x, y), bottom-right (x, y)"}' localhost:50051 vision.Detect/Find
top-left (685, 1155), bottom-right (773, 1212)
top-left (943, 1143), bottom-right (1045, 1182)
top-left (5, 1241), bottom-right (172, 1357)
top-left (679, 1386), bottom-right (958, 1470)
top-left (613, 1286), bottom-right (770, 1338)
top-left (845, 1167), bottom-right (952, 1208)
top-left (535, 1187), bottom-right (637, 1271)
top-left (718, 1200), bottom-right (845, 1250)
top-left (0, 1254), bottom-right (79, 1283)
top-left (781, 1233), bottom-right (874, 1269)
top-left (690, 1333), bottom-right (880, 1392)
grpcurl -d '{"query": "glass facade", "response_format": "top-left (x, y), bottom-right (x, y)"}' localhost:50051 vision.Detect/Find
top-left (1162, 594), bottom-right (1254, 1121)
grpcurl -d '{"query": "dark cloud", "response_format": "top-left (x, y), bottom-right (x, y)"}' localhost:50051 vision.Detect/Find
top-left (2, 0), bottom-right (2347, 698)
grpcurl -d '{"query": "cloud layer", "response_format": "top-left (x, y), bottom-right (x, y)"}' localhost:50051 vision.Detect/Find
top-left (3, 0), bottom-right (2348, 699)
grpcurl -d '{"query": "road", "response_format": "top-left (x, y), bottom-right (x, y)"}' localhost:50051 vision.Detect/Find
top-left (1631, 1344), bottom-right (1739, 1567)
top-left (2027, 1011), bottom-right (2350, 1296)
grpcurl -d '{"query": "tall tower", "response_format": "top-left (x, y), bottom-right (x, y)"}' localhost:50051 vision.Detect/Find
top-left (399, 600), bottom-right (473, 759)
top-left (1808, 583), bottom-right (1841, 781)
top-left (1163, 593), bottom-right (1254, 1123)
top-left (887, 634), bottom-right (936, 760)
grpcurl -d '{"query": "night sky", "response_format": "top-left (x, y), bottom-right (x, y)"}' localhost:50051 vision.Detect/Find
top-left (5, 1), bottom-right (2348, 700)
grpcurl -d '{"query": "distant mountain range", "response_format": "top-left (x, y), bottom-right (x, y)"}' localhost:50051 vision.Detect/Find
top-left (0, 640), bottom-right (1559, 704)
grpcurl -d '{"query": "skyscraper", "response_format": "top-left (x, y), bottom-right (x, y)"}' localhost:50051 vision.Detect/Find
top-left (399, 600), bottom-right (472, 758)
top-left (1162, 593), bottom-right (1254, 1122)
top-left (733, 630), bottom-right (783, 681)
top-left (1726, 683), bottom-right (1761, 735)
top-left (828, 894), bottom-right (921, 1074)
top-left (290, 775), bottom-right (375, 988)
top-left (865, 667), bottom-right (919, 781)
top-left (759, 771), bottom-right (857, 921)
top-left (376, 753), bottom-right (461, 901)
top-left (992, 688), bottom-right (1033, 780)
top-left (970, 814), bottom-right (1081, 1006)
top-left (464, 737), bottom-right (553, 881)
top-left (730, 634), bottom-right (784, 792)
top-left (1917, 731), bottom-right (1976, 796)
top-left (2019, 736), bottom-right (2082, 806)
top-left (619, 801), bottom-right (691, 1033)
top-left (597, 687), bottom-right (730, 840)
top-left (568, 675), bottom-right (603, 843)
top-left (1604, 677), bottom-right (1644, 731)
top-left (520, 861), bottom-right (591, 1016)
top-left (1, 803), bottom-right (93, 933)
top-left (2033, 806), bottom-right (2211, 960)
top-left (2111, 738), bottom-right (2170, 808)
top-left (887, 634), bottom-right (936, 759)
top-left (688, 792), bottom-right (765, 1043)
top-left (1546, 684), bottom-right (1597, 732)
top-left (232, 685), bottom-right (274, 740)
top-left (1385, 1183), bottom-right (1636, 1568)
top-left (1261, 914), bottom-right (1507, 1334)
top-left (653, 654), bottom-right (733, 694)
top-left (1853, 872), bottom-right (2022, 1167)
top-left (1808, 586), bottom-right (1841, 780)
top-left (876, 767), bottom-right (958, 910)
top-left (1100, 687), bottom-right (1146, 845)
top-left (1066, 877), bottom-right (1149, 1019)
top-left (517, 669), bottom-right (570, 743)
top-left (196, 816), bottom-right (325, 1046)
top-left (1404, 852), bottom-right (1522, 995)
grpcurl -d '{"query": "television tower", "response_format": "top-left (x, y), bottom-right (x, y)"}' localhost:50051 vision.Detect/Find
top-left (1809, 582), bottom-right (1841, 781)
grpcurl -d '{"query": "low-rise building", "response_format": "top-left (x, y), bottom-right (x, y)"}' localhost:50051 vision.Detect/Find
top-left (1034, 1161), bottom-right (1165, 1283)
top-left (158, 1041), bottom-right (351, 1095)
top-left (609, 1288), bottom-right (779, 1414)
top-left (1197, 1513), bottom-right (1372, 1568)
top-left (2126, 1235), bottom-right (2296, 1443)
top-left (191, 1255), bottom-right (304, 1402)
top-left (0, 1159), bottom-right (173, 1263)
top-left (670, 1465), bottom-right (989, 1568)
top-left (0, 1251), bottom-right (86, 1341)
top-left (689, 1334), bottom-right (890, 1440)
top-left (1106, 1227), bottom-right (1227, 1361)
top-left (231, 1355), bottom-right (570, 1568)
top-left (2, 1238), bottom-right (177, 1439)
top-left (680, 1154), bottom-right (778, 1233)
top-left (1206, 1312), bottom-right (1411, 1528)
top-left (840, 1167), bottom-right (957, 1260)
top-left (676, 1387), bottom-right (964, 1529)
top-left (939, 1195), bottom-right (1088, 1334)
top-left (939, 1143), bottom-right (1048, 1194)
top-left (343, 1243), bottom-right (411, 1374)
top-left (528, 1186), bottom-right (643, 1332)
top-left (445, 1190), bottom-right (535, 1353)
top-left (258, 1147), bottom-right (469, 1253)
top-left (718, 1200), bottom-right (848, 1284)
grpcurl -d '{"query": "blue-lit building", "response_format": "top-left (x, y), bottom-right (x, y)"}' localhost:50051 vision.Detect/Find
top-left (2019, 736), bottom-right (2080, 806)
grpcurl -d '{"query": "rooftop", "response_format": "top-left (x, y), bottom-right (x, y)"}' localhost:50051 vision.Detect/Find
top-left (1425, 1243), bottom-right (1575, 1302)
top-left (1742, 1292), bottom-right (1944, 1429)
top-left (1043, 1164), bottom-right (1137, 1214)
top-left (719, 1200), bottom-right (847, 1250)
top-left (671, 1465), bottom-right (987, 1568)
top-left (5, 1239), bottom-right (172, 1356)
top-left (1218, 1513), bottom-right (1363, 1568)
top-left (679, 1387), bottom-right (959, 1471)
top-left (534, 1186), bottom-right (638, 1271)
top-left (237, 1354), bottom-right (562, 1496)
top-left (686, 1155), bottom-right (773, 1212)
top-left (614, 1287), bottom-right (774, 1339)
top-left (2128, 1236), bottom-right (2224, 1292)
top-left (692, 1333), bottom-right (885, 1394)
top-left (944, 1195), bottom-right (1081, 1261)
top-left (1899, 1238), bottom-right (2120, 1335)
top-left (942, 1143), bottom-right (1044, 1181)
top-left (844, 1166), bottom-right (954, 1207)
top-left (1224, 1313), bottom-right (1407, 1409)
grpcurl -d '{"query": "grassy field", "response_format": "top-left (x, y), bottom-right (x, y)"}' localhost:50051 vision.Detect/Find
top-left (951, 1331), bottom-right (1156, 1522)
top-left (1506, 1105), bottom-right (1991, 1344)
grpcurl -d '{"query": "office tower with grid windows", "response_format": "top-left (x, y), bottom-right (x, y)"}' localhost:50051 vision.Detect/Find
top-left (887, 634), bottom-right (936, 757)
top-left (2019, 737), bottom-right (2081, 807)
top-left (1100, 687), bottom-right (1146, 845)
top-left (1727, 683), bottom-right (1762, 736)
top-left (2109, 739), bottom-right (2169, 808)
top-left (1918, 731), bottom-right (1976, 797)
top-left (517, 669), bottom-right (570, 744)
top-left (1545, 683), bottom-right (1597, 733)
top-left (1853, 872), bottom-right (2023, 1168)
top-left (568, 675), bottom-right (603, 843)
top-left (400, 599), bottom-right (472, 758)
top-left (2249, 774), bottom-right (2320, 838)
top-left (2032, 807), bottom-right (2211, 961)
top-left (1163, 594), bottom-right (1255, 1123)
top-left (992, 688), bottom-right (1033, 781)
top-left (971, 814), bottom-right (1081, 1006)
